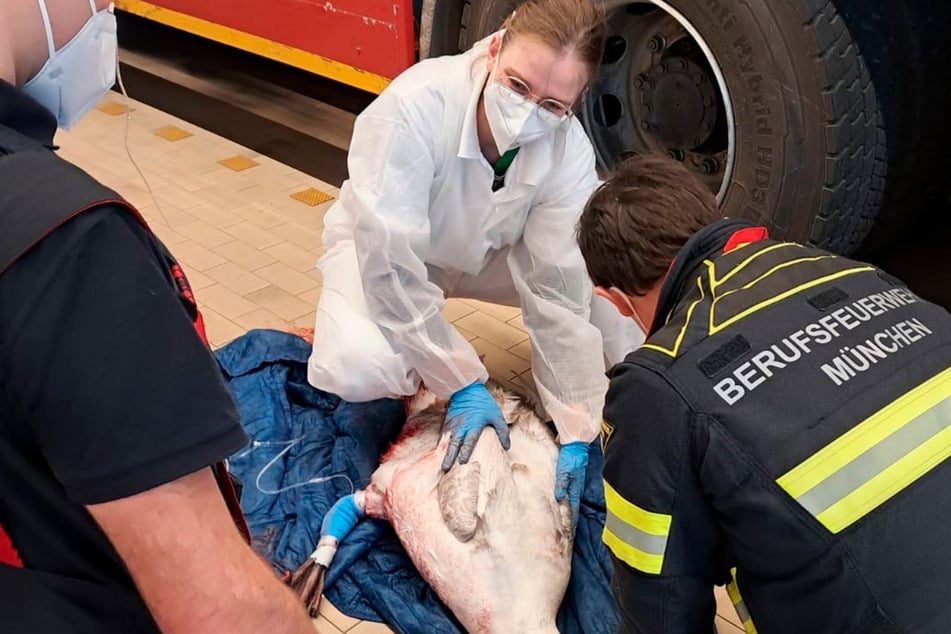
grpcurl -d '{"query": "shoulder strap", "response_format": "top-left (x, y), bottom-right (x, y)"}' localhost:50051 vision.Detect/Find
top-left (0, 123), bottom-right (127, 275)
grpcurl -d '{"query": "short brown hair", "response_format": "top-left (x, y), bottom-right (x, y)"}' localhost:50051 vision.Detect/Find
top-left (577, 154), bottom-right (720, 295)
top-left (501, 0), bottom-right (605, 81)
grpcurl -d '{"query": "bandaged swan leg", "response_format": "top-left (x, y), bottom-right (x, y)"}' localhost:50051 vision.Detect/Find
top-left (289, 490), bottom-right (375, 616)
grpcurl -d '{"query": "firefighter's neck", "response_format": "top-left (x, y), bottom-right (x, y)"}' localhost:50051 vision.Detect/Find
top-left (0, 50), bottom-right (13, 85)
top-left (0, 2), bottom-right (47, 87)
top-left (476, 92), bottom-right (502, 165)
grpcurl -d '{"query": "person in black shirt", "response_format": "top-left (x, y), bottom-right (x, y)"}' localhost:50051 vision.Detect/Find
top-left (576, 154), bottom-right (951, 633)
top-left (0, 2), bottom-right (315, 632)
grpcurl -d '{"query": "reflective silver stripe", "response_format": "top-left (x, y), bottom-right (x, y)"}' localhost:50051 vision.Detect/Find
top-left (795, 397), bottom-right (951, 516)
top-left (733, 597), bottom-right (752, 624)
top-left (604, 509), bottom-right (668, 556)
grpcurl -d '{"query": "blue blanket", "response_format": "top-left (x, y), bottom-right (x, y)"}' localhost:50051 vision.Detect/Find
top-left (218, 329), bottom-right (619, 633)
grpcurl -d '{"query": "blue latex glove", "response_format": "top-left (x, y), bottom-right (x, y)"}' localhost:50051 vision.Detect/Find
top-left (554, 441), bottom-right (590, 528)
top-left (441, 382), bottom-right (511, 471)
top-left (320, 493), bottom-right (365, 542)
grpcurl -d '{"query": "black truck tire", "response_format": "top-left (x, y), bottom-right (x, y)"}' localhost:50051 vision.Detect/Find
top-left (459, 0), bottom-right (889, 255)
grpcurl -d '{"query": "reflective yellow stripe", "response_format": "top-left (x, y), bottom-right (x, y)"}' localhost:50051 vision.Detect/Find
top-left (708, 255), bottom-right (837, 333)
top-left (726, 569), bottom-right (758, 634)
top-left (710, 242), bottom-right (799, 289)
top-left (602, 480), bottom-right (672, 574)
top-left (778, 366), bottom-right (951, 533)
top-left (640, 277), bottom-right (706, 358)
top-left (114, 0), bottom-right (391, 93)
top-left (708, 266), bottom-right (874, 335)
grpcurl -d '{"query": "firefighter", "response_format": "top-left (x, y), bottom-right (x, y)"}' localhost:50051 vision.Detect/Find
top-left (0, 2), bottom-right (315, 632)
top-left (307, 0), bottom-right (642, 521)
top-left (576, 153), bottom-right (951, 633)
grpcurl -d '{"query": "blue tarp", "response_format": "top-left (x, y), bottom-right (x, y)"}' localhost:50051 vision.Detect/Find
top-left (217, 329), bottom-right (620, 633)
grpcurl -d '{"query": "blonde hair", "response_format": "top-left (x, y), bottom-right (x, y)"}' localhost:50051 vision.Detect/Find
top-left (501, 0), bottom-right (606, 81)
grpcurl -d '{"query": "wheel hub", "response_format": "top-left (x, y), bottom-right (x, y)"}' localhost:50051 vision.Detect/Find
top-left (639, 56), bottom-right (718, 150)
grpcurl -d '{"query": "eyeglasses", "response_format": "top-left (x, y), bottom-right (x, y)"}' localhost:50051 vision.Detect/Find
top-left (498, 74), bottom-right (574, 122)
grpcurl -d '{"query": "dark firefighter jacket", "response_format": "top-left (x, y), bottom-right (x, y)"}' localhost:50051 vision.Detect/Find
top-left (602, 218), bottom-right (951, 634)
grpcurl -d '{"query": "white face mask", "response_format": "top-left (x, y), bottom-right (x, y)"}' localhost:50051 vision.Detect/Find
top-left (613, 288), bottom-right (650, 336)
top-left (22, 0), bottom-right (118, 130)
top-left (483, 52), bottom-right (567, 153)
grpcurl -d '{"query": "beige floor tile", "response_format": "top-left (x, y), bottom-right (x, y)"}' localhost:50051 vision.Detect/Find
top-left (459, 299), bottom-right (522, 323)
top-left (153, 183), bottom-right (208, 210)
top-left (176, 219), bottom-right (236, 249)
top-left (245, 285), bottom-right (315, 321)
top-left (168, 240), bottom-right (228, 271)
top-left (297, 287), bottom-right (322, 307)
top-left (141, 201), bottom-right (196, 229)
top-left (197, 284), bottom-right (259, 319)
top-left (148, 222), bottom-right (186, 246)
top-left (249, 171), bottom-right (310, 196)
top-left (716, 616), bottom-right (745, 634)
top-left (455, 312), bottom-right (528, 350)
top-left (203, 167), bottom-right (266, 193)
top-left (256, 261), bottom-right (321, 295)
top-left (443, 298), bottom-right (477, 323)
top-left (222, 221), bottom-right (285, 250)
top-left (273, 197), bottom-right (332, 227)
top-left (231, 202), bottom-right (291, 229)
top-left (312, 615), bottom-right (345, 634)
top-left (348, 621), bottom-right (395, 634)
top-left (162, 143), bottom-right (229, 176)
top-left (293, 310), bottom-right (318, 330)
top-left (265, 241), bottom-right (321, 272)
top-left (319, 601), bottom-right (362, 632)
top-left (214, 240), bottom-right (279, 271)
top-left (271, 220), bottom-right (323, 251)
top-left (115, 182), bottom-right (159, 209)
top-left (470, 337), bottom-right (531, 383)
top-left (192, 183), bottom-right (257, 210)
top-left (200, 306), bottom-right (246, 348)
top-left (182, 267), bottom-right (215, 291)
top-left (233, 307), bottom-right (292, 333)
top-left (204, 261), bottom-right (270, 296)
top-left (145, 158), bottom-right (212, 193)
top-left (454, 325), bottom-right (479, 342)
top-left (188, 202), bottom-right (245, 229)
top-left (509, 338), bottom-right (532, 362)
top-left (508, 313), bottom-right (526, 332)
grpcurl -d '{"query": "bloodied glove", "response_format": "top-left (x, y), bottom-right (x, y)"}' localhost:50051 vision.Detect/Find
top-left (441, 381), bottom-right (511, 471)
top-left (554, 441), bottom-right (589, 528)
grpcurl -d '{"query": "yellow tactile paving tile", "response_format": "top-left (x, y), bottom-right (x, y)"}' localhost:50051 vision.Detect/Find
top-left (153, 124), bottom-right (193, 141)
top-left (290, 186), bottom-right (335, 206)
top-left (60, 94), bottom-right (740, 632)
top-left (218, 155), bottom-right (260, 172)
top-left (96, 101), bottom-right (133, 116)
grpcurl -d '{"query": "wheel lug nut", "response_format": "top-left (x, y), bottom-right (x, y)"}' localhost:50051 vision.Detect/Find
top-left (700, 157), bottom-right (719, 174)
top-left (648, 34), bottom-right (666, 52)
top-left (640, 121), bottom-right (651, 131)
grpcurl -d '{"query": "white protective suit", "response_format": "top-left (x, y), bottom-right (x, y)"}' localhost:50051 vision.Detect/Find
top-left (309, 34), bottom-right (643, 444)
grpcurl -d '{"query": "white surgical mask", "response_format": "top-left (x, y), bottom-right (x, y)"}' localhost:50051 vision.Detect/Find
top-left (483, 53), bottom-right (566, 153)
top-left (613, 288), bottom-right (650, 336)
top-left (23, 0), bottom-right (118, 130)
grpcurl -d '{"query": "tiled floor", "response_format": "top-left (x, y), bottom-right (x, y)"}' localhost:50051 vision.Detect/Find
top-left (57, 94), bottom-right (744, 634)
